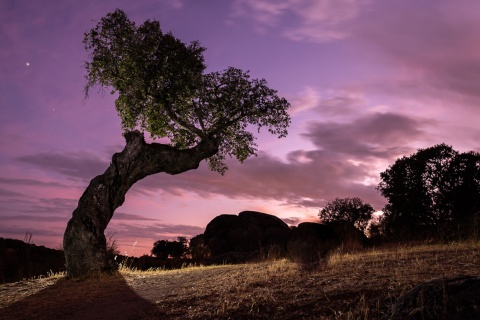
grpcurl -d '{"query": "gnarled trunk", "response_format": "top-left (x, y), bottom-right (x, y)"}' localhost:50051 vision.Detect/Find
top-left (63, 131), bottom-right (217, 278)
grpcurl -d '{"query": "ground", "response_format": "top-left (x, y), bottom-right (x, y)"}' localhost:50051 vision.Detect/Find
top-left (0, 242), bottom-right (479, 319)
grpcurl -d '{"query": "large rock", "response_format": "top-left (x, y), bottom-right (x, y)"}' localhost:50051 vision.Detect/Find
top-left (287, 222), bottom-right (337, 264)
top-left (204, 211), bottom-right (291, 261)
top-left (287, 222), bottom-right (366, 264)
top-left (328, 221), bottom-right (366, 251)
top-left (388, 275), bottom-right (480, 320)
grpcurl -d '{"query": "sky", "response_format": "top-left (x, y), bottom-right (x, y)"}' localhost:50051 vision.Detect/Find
top-left (1, 0), bottom-right (480, 256)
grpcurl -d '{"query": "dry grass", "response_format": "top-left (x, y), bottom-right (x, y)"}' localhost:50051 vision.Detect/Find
top-left (0, 242), bottom-right (479, 319)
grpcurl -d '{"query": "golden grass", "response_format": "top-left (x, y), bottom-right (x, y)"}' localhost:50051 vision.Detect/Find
top-left (1, 241), bottom-right (479, 319)
top-left (124, 241), bottom-right (480, 319)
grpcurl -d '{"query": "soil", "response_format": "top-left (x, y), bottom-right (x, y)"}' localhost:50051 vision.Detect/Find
top-left (0, 242), bottom-right (479, 319)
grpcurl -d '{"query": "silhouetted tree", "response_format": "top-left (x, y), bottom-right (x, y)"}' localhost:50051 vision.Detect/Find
top-left (189, 234), bottom-right (210, 261)
top-left (445, 151), bottom-right (480, 234)
top-left (151, 237), bottom-right (187, 259)
top-left (319, 197), bottom-right (374, 233)
top-left (63, 9), bottom-right (291, 278)
top-left (377, 144), bottom-right (480, 239)
top-left (151, 240), bottom-right (169, 259)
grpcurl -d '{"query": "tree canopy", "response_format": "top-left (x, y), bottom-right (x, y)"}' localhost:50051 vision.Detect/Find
top-left (189, 233), bottom-right (210, 261)
top-left (377, 144), bottom-right (480, 239)
top-left (319, 197), bottom-right (374, 233)
top-left (151, 237), bottom-right (188, 259)
top-left (83, 9), bottom-right (290, 174)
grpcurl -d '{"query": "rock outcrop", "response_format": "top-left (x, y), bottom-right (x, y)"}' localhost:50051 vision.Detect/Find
top-left (287, 222), bottom-right (366, 264)
top-left (204, 211), bottom-right (291, 262)
top-left (204, 212), bottom-right (366, 265)
top-left (287, 222), bottom-right (336, 264)
top-left (388, 275), bottom-right (480, 320)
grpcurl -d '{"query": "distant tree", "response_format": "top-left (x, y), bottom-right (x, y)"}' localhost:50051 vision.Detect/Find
top-left (151, 237), bottom-right (188, 259)
top-left (62, 9), bottom-right (291, 278)
top-left (377, 144), bottom-right (480, 239)
top-left (172, 237), bottom-right (188, 258)
top-left (319, 197), bottom-right (374, 233)
top-left (151, 240), bottom-right (169, 259)
top-left (189, 234), bottom-right (211, 261)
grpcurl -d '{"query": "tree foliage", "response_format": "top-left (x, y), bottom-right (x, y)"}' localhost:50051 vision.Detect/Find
top-left (319, 197), bottom-right (374, 233)
top-left (151, 237), bottom-right (188, 259)
top-left (188, 233), bottom-right (211, 261)
top-left (83, 9), bottom-right (291, 174)
top-left (377, 144), bottom-right (480, 239)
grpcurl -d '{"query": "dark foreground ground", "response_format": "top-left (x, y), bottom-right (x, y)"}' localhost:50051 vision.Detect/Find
top-left (0, 242), bottom-right (479, 319)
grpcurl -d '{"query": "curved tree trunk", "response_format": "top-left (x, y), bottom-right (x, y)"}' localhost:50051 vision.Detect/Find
top-left (63, 131), bottom-right (218, 278)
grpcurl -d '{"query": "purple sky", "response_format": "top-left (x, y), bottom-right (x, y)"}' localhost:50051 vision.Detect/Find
top-left (2, 0), bottom-right (480, 256)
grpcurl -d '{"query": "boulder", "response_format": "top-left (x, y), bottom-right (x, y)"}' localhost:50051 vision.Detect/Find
top-left (388, 275), bottom-right (480, 320)
top-left (328, 221), bottom-right (366, 251)
top-left (287, 222), bottom-right (366, 264)
top-left (287, 222), bottom-right (337, 264)
top-left (204, 211), bottom-right (291, 261)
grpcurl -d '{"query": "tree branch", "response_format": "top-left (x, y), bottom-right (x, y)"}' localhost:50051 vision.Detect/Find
top-left (148, 92), bottom-right (206, 139)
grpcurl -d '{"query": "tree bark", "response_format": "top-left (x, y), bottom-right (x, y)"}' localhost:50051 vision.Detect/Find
top-left (63, 131), bottom-right (218, 278)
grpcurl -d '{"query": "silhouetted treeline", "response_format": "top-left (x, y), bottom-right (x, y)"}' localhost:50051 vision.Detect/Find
top-left (0, 238), bottom-right (65, 283)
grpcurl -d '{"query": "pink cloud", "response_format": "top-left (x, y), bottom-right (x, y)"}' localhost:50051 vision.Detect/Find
top-left (232, 0), bottom-right (371, 42)
top-left (354, 1), bottom-right (480, 104)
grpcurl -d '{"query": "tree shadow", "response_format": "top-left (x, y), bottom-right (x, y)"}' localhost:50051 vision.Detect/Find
top-left (0, 273), bottom-right (157, 320)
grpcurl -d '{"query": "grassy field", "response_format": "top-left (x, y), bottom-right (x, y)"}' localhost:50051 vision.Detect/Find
top-left (0, 241), bottom-right (479, 319)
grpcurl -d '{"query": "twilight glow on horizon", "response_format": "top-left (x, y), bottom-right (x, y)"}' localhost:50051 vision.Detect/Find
top-left (1, 0), bottom-right (480, 256)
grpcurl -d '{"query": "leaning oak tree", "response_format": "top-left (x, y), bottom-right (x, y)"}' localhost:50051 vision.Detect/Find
top-left (63, 9), bottom-right (290, 278)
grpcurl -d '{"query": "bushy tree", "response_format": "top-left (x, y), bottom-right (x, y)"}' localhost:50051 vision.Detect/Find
top-left (319, 197), bottom-right (374, 233)
top-left (377, 144), bottom-right (480, 239)
top-left (189, 233), bottom-right (210, 261)
top-left (151, 237), bottom-right (188, 259)
top-left (63, 9), bottom-right (291, 278)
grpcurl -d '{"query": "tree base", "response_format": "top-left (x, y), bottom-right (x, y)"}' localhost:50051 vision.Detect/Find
top-left (63, 216), bottom-right (117, 279)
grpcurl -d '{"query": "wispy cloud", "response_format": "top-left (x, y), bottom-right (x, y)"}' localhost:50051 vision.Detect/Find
top-left (108, 221), bottom-right (205, 241)
top-left (17, 151), bottom-right (108, 181)
top-left (231, 0), bottom-right (370, 42)
top-left (0, 188), bottom-right (25, 197)
top-left (115, 212), bottom-right (161, 221)
top-left (1, 214), bottom-right (69, 223)
top-left (303, 113), bottom-right (429, 158)
top-left (354, 0), bottom-right (480, 106)
top-left (0, 177), bottom-right (71, 188)
top-left (125, 112), bottom-right (428, 210)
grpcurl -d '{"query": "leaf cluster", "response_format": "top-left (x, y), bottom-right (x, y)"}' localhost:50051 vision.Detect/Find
top-left (83, 9), bottom-right (291, 173)
top-left (319, 197), bottom-right (374, 233)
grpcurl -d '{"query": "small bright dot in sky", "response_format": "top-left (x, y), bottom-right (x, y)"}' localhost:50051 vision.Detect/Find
top-left (25, 62), bottom-right (30, 66)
